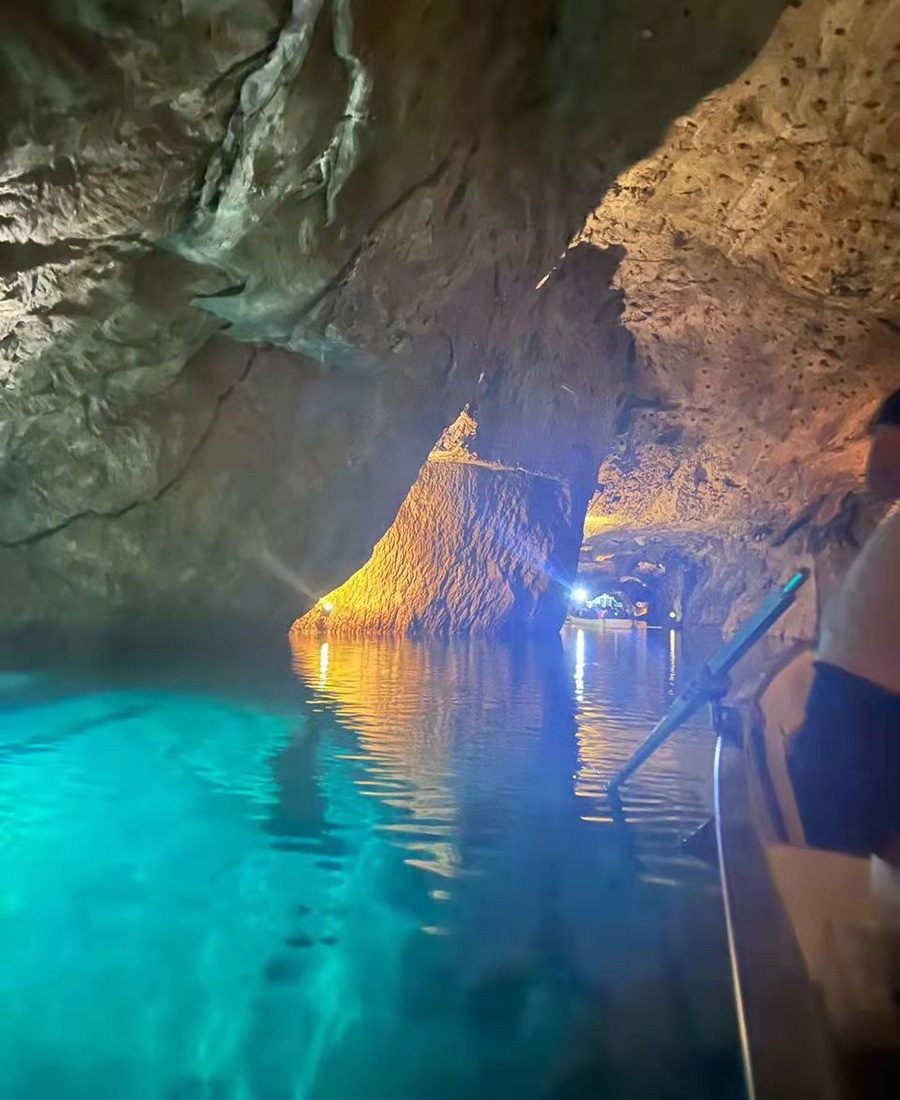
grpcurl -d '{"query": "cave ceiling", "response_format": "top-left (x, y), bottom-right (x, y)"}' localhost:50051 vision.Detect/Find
top-left (2, 0), bottom-right (897, 634)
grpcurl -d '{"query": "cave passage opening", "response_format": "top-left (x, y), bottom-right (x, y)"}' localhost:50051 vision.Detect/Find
top-left (569, 544), bottom-right (704, 630)
top-left (292, 395), bottom-right (714, 640)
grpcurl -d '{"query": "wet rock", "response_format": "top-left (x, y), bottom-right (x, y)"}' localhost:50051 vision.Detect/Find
top-left (0, 1), bottom-right (789, 633)
top-left (293, 457), bottom-right (583, 637)
top-left (578, 0), bottom-right (900, 634)
top-left (292, 242), bottom-right (633, 637)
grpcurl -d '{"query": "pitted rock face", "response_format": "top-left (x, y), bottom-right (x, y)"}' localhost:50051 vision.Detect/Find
top-left (580, 0), bottom-right (900, 634)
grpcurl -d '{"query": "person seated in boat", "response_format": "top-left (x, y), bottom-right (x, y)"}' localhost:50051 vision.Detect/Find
top-left (789, 387), bottom-right (900, 859)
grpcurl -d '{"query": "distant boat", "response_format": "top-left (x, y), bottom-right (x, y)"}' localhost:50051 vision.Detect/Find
top-left (566, 615), bottom-right (649, 630)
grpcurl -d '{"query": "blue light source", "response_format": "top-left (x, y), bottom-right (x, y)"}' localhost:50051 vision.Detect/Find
top-left (571, 586), bottom-right (589, 604)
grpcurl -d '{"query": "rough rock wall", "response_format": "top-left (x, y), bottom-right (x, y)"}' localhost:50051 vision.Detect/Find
top-left (0, 336), bottom-right (475, 630)
top-left (579, 0), bottom-right (900, 636)
top-left (294, 242), bottom-right (633, 637)
top-left (0, 1), bottom-right (282, 543)
top-left (0, 1), bottom-right (789, 634)
top-left (294, 459), bottom-right (581, 637)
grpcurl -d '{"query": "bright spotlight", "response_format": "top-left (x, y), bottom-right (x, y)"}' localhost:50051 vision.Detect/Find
top-left (322, 600), bottom-right (334, 613)
top-left (572, 586), bottom-right (589, 603)
top-left (668, 611), bottom-right (677, 620)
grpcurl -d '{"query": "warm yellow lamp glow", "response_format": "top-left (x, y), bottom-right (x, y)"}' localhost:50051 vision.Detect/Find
top-left (574, 628), bottom-right (585, 702)
top-left (318, 641), bottom-right (329, 688)
top-left (321, 600), bottom-right (334, 613)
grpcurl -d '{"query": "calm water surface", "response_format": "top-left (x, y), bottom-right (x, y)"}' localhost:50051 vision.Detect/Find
top-left (0, 627), bottom-right (741, 1099)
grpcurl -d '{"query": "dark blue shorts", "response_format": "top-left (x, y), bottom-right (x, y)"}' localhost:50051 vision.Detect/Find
top-left (788, 662), bottom-right (900, 856)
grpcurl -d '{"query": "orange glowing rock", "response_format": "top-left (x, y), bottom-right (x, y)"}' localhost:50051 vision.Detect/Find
top-left (293, 445), bottom-right (582, 637)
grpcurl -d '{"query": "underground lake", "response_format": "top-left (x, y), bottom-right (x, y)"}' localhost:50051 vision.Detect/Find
top-left (0, 627), bottom-right (739, 1100)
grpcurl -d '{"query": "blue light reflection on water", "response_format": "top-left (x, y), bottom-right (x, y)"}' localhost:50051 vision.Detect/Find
top-left (0, 629), bottom-right (740, 1099)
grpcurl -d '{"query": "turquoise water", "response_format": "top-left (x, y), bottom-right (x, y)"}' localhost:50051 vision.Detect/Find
top-left (0, 628), bottom-right (739, 1099)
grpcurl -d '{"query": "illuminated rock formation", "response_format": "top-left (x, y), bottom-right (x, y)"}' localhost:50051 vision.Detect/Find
top-left (294, 411), bottom-right (585, 636)
top-left (4, 0), bottom-right (899, 638)
top-left (578, 0), bottom-right (900, 634)
top-left (297, 0), bottom-right (900, 640)
top-left (0, 1), bottom-right (788, 633)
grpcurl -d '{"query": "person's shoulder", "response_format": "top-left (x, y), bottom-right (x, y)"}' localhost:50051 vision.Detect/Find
top-left (865, 505), bottom-right (900, 555)
top-left (878, 503), bottom-right (900, 531)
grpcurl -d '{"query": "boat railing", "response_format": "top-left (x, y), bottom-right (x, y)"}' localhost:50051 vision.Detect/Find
top-left (715, 714), bottom-right (842, 1100)
top-left (607, 569), bottom-right (810, 794)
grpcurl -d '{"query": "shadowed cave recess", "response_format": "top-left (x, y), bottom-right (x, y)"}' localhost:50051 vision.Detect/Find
top-left (2, 0), bottom-right (900, 646)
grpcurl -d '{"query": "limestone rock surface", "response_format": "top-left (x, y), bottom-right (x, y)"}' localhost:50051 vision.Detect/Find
top-left (579, 0), bottom-right (900, 634)
top-left (0, 0), bottom-right (792, 634)
top-left (294, 458), bottom-right (581, 637)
